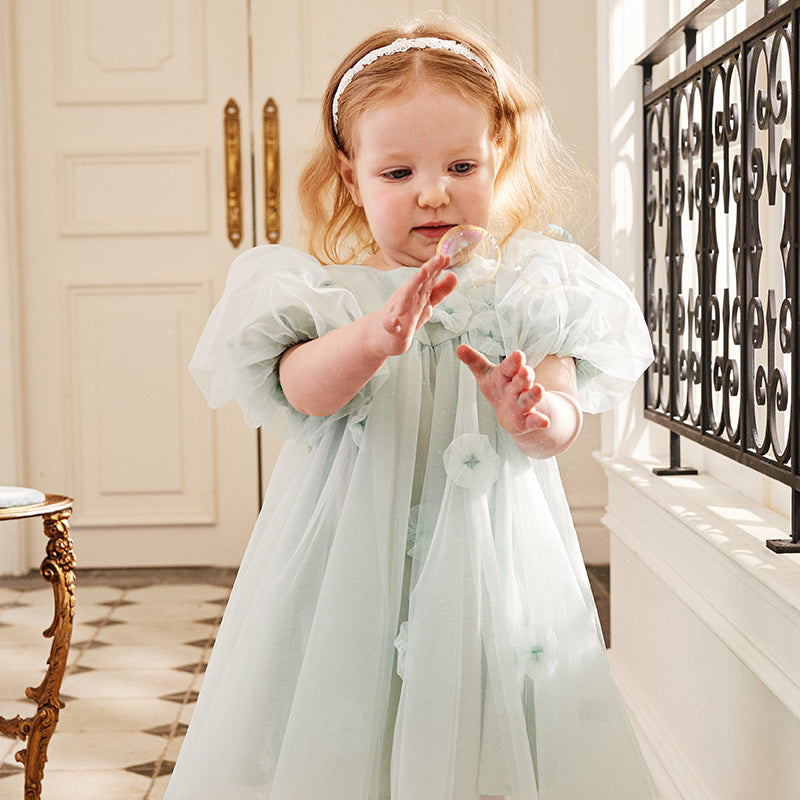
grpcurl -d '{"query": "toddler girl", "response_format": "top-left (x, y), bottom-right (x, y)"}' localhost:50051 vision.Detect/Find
top-left (167, 14), bottom-right (657, 800)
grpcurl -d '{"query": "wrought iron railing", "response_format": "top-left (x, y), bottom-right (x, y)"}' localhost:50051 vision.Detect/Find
top-left (638, 0), bottom-right (799, 551)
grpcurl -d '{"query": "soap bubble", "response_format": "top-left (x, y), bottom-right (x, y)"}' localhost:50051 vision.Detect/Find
top-left (436, 225), bottom-right (500, 287)
top-left (436, 224), bottom-right (580, 290)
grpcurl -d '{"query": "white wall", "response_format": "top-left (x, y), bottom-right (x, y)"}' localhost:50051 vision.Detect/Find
top-left (534, 0), bottom-right (609, 564)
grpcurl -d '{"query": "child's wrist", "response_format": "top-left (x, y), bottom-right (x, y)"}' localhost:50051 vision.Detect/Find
top-left (361, 311), bottom-right (395, 360)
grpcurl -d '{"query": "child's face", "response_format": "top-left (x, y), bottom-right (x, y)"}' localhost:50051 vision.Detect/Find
top-left (338, 85), bottom-right (500, 271)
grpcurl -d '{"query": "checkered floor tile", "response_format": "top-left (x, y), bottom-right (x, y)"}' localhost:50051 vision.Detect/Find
top-left (0, 568), bottom-right (236, 800)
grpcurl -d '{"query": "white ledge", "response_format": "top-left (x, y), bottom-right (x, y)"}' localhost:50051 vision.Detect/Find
top-left (598, 454), bottom-right (800, 720)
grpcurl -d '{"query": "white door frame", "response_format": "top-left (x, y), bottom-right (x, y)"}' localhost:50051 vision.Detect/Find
top-left (0, 1), bottom-right (29, 575)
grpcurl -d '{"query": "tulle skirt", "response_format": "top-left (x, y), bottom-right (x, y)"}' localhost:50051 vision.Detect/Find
top-left (166, 356), bottom-right (657, 799)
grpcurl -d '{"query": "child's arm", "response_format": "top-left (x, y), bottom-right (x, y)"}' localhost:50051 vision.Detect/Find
top-left (279, 254), bottom-right (456, 417)
top-left (457, 345), bottom-right (582, 459)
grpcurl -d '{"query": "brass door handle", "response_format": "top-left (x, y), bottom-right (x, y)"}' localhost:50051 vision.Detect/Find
top-left (263, 97), bottom-right (280, 244)
top-left (224, 99), bottom-right (243, 247)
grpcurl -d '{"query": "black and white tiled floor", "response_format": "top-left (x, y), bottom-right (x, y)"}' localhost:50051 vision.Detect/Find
top-left (0, 568), bottom-right (236, 800)
top-left (0, 565), bottom-right (610, 799)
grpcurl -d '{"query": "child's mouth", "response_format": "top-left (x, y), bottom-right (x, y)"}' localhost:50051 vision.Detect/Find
top-left (414, 224), bottom-right (454, 240)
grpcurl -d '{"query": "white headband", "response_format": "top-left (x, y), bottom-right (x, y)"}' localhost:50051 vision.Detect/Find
top-left (331, 37), bottom-right (491, 133)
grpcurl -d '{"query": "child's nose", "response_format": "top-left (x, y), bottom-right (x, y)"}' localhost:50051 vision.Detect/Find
top-left (417, 177), bottom-right (450, 209)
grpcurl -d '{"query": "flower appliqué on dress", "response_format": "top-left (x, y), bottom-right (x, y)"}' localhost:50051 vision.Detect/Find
top-left (516, 624), bottom-right (559, 678)
top-left (430, 290), bottom-right (473, 334)
top-left (443, 433), bottom-right (500, 492)
top-left (467, 310), bottom-right (506, 358)
top-left (468, 283), bottom-right (495, 313)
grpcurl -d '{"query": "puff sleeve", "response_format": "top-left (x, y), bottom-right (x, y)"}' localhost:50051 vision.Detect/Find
top-left (495, 232), bottom-right (653, 413)
top-left (189, 245), bottom-right (387, 437)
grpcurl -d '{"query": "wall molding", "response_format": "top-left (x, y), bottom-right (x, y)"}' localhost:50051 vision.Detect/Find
top-left (601, 454), bottom-right (800, 718)
top-left (608, 649), bottom-right (708, 800)
top-left (600, 455), bottom-right (800, 798)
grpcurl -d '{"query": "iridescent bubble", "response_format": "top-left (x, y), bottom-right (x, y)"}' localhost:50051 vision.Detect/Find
top-left (437, 224), bottom-right (580, 290)
top-left (436, 225), bottom-right (500, 287)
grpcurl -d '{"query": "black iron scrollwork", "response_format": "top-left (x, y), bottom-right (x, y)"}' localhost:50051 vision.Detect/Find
top-left (642, 3), bottom-right (798, 550)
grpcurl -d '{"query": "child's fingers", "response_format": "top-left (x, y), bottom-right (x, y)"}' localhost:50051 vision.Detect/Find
top-left (412, 253), bottom-right (449, 292)
top-left (457, 344), bottom-right (495, 378)
top-left (393, 253), bottom-right (450, 314)
top-left (459, 343), bottom-right (551, 434)
top-left (429, 271), bottom-right (458, 306)
top-left (417, 255), bottom-right (452, 303)
top-left (498, 350), bottom-right (527, 379)
top-left (422, 252), bottom-right (450, 277)
top-left (523, 409), bottom-right (550, 430)
top-left (511, 365), bottom-right (535, 393)
top-left (517, 384), bottom-right (544, 409)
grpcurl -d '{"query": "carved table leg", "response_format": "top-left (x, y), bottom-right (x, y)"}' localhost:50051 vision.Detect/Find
top-left (0, 506), bottom-right (75, 800)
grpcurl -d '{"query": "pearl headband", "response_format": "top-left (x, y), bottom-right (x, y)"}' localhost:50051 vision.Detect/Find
top-left (331, 37), bottom-right (491, 133)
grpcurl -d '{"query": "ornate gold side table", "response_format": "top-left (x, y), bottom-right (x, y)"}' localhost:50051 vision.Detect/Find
top-left (0, 492), bottom-right (75, 800)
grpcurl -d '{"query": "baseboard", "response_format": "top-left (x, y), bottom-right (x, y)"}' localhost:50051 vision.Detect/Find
top-left (571, 504), bottom-right (609, 564)
top-left (609, 649), bottom-right (709, 800)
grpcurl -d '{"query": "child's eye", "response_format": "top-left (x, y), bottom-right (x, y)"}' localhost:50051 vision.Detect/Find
top-left (450, 162), bottom-right (475, 175)
top-left (383, 168), bottom-right (411, 180)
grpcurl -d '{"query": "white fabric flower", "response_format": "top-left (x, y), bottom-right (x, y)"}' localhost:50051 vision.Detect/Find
top-left (430, 290), bottom-right (473, 334)
top-left (516, 624), bottom-right (559, 678)
top-left (442, 434), bottom-right (500, 492)
top-left (467, 310), bottom-right (506, 358)
top-left (468, 283), bottom-right (496, 313)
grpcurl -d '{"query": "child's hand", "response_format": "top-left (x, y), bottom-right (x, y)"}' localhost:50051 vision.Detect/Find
top-left (457, 346), bottom-right (583, 458)
top-left (371, 253), bottom-right (457, 357)
top-left (457, 346), bottom-right (550, 434)
top-left (280, 253), bottom-right (456, 418)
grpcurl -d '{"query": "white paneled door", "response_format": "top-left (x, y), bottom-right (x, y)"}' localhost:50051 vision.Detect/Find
top-left (13, 0), bottom-right (531, 568)
top-left (15, 0), bottom-right (256, 566)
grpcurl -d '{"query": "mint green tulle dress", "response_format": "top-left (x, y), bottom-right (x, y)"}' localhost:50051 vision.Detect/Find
top-left (166, 231), bottom-right (658, 800)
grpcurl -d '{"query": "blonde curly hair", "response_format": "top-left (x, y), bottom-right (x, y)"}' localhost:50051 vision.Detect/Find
top-left (298, 14), bottom-right (583, 265)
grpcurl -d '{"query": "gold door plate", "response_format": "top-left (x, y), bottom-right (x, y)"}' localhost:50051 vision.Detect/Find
top-left (263, 98), bottom-right (280, 244)
top-left (224, 99), bottom-right (243, 247)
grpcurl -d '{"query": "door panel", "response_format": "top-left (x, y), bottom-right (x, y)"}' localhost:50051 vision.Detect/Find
top-left (67, 283), bottom-right (215, 527)
top-left (53, 0), bottom-right (207, 104)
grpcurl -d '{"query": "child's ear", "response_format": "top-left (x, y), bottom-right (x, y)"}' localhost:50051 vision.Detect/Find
top-left (337, 152), bottom-right (362, 207)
